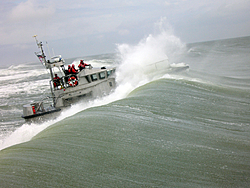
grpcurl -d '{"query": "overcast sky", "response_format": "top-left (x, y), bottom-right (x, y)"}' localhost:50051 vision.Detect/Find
top-left (1, 0), bottom-right (250, 66)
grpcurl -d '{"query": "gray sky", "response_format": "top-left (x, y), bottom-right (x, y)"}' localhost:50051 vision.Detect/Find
top-left (1, 0), bottom-right (250, 66)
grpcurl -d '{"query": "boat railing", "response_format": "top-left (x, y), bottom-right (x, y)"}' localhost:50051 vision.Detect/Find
top-left (51, 67), bottom-right (116, 91)
top-left (51, 73), bottom-right (79, 90)
top-left (51, 76), bottom-right (67, 91)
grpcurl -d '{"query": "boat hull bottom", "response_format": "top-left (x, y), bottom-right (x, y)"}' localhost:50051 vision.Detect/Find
top-left (22, 108), bottom-right (61, 119)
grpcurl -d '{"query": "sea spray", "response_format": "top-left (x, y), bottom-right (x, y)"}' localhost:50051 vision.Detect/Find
top-left (0, 121), bottom-right (54, 150)
top-left (115, 17), bottom-right (186, 92)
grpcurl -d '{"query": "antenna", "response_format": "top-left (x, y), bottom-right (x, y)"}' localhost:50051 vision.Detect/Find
top-left (46, 41), bottom-right (52, 60)
top-left (32, 35), bottom-right (47, 64)
top-left (33, 35), bottom-right (39, 46)
top-left (52, 48), bottom-right (55, 57)
top-left (33, 35), bottom-right (56, 106)
top-left (33, 35), bottom-right (42, 49)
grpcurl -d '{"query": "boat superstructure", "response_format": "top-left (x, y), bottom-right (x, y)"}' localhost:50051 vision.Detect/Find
top-left (22, 36), bottom-right (116, 119)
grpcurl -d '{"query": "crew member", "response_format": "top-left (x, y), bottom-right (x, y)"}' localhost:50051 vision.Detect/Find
top-left (70, 64), bottom-right (78, 74)
top-left (65, 65), bottom-right (71, 75)
top-left (78, 60), bottom-right (90, 71)
top-left (53, 74), bottom-right (61, 88)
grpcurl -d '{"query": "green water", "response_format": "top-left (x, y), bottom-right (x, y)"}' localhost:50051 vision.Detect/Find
top-left (1, 78), bottom-right (249, 187)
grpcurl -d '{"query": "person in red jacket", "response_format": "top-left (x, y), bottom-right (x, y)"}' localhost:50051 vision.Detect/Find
top-left (78, 60), bottom-right (90, 71)
top-left (67, 65), bottom-right (71, 74)
top-left (70, 64), bottom-right (78, 74)
top-left (53, 74), bottom-right (60, 88)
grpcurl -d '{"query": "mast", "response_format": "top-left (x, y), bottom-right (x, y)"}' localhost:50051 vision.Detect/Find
top-left (33, 35), bottom-right (56, 107)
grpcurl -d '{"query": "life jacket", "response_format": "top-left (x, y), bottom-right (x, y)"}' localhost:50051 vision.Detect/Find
top-left (53, 76), bottom-right (60, 87)
top-left (79, 63), bottom-right (86, 69)
top-left (78, 62), bottom-right (82, 68)
top-left (54, 76), bottom-right (60, 80)
top-left (68, 65), bottom-right (71, 74)
top-left (70, 65), bottom-right (78, 74)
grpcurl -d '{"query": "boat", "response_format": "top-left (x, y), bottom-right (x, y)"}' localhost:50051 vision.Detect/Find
top-left (22, 36), bottom-right (116, 119)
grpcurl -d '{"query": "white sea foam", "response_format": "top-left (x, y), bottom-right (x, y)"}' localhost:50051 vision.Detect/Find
top-left (115, 18), bottom-right (186, 94)
top-left (0, 66), bottom-right (48, 82)
top-left (0, 79), bottom-right (49, 98)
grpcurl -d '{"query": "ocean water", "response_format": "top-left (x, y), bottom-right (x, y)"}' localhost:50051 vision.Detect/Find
top-left (0, 34), bottom-right (249, 187)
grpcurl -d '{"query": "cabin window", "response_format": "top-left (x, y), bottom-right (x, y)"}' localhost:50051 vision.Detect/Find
top-left (91, 74), bottom-right (98, 81)
top-left (99, 72), bottom-right (106, 79)
top-left (107, 70), bottom-right (112, 77)
top-left (85, 76), bottom-right (91, 83)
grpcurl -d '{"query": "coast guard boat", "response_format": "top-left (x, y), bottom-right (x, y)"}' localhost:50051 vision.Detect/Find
top-left (22, 36), bottom-right (116, 119)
